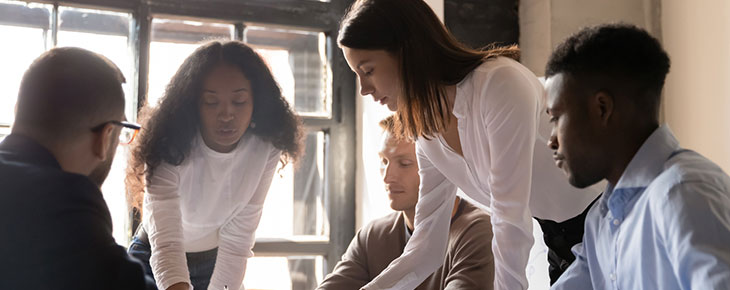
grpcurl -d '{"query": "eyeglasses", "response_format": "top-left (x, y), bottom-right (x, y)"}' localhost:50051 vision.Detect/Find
top-left (91, 120), bottom-right (141, 145)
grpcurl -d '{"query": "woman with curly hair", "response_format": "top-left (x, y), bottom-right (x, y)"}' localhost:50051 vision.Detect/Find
top-left (126, 40), bottom-right (302, 290)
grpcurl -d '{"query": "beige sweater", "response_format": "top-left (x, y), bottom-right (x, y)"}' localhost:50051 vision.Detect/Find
top-left (318, 201), bottom-right (494, 290)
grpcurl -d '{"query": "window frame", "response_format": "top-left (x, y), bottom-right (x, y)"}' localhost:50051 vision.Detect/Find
top-left (1, 0), bottom-right (356, 277)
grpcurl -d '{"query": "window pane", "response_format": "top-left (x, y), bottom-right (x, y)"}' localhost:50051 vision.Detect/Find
top-left (58, 6), bottom-right (135, 119)
top-left (0, 0), bottom-right (51, 125)
top-left (245, 26), bottom-right (330, 117)
top-left (243, 256), bottom-right (324, 290)
top-left (56, 6), bottom-right (135, 245)
top-left (148, 18), bottom-right (233, 107)
top-left (0, 126), bottom-right (10, 142)
top-left (257, 131), bottom-right (329, 238)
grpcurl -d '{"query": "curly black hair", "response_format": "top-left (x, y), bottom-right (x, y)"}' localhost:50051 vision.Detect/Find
top-left (126, 40), bottom-right (302, 210)
top-left (545, 23), bottom-right (670, 116)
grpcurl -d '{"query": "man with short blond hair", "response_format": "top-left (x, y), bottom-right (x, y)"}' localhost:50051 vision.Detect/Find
top-left (318, 115), bottom-right (495, 290)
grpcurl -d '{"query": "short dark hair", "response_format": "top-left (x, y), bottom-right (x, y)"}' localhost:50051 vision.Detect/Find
top-left (14, 47), bottom-right (126, 139)
top-left (545, 23), bottom-right (670, 117)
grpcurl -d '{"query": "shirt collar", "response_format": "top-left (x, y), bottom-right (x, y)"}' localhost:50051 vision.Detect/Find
top-left (601, 125), bottom-right (680, 218)
top-left (404, 218), bottom-right (412, 242)
top-left (0, 133), bottom-right (61, 169)
top-left (197, 130), bottom-right (249, 158)
top-left (614, 125), bottom-right (680, 190)
top-left (451, 70), bottom-right (474, 120)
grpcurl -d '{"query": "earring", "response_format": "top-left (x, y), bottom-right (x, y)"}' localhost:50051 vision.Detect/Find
top-left (250, 122), bottom-right (257, 128)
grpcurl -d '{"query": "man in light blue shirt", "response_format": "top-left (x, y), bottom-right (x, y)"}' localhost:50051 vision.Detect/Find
top-left (543, 23), bottom-right (730, 290)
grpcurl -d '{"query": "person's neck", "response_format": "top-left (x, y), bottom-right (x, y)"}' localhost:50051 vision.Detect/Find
top-left (445, 85), bottom-right (457, 119)
top-left (446, 84), bottom-right (457, 106)
top-left (606, 123), bottom-right (659, 185)
top-left (403, 196), bottom-right (461, 232)
top-left (13, 128), bottom-right (92, 176)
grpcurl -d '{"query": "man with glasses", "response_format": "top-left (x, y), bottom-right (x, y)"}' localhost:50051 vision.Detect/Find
top-left (0, 47), bottom-right (153, 289)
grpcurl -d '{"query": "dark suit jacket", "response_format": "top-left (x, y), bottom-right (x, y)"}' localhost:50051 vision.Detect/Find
top-left (0, 134), bottom-right (154, 290)
top-left (318, 201), bottom-right (495, 290)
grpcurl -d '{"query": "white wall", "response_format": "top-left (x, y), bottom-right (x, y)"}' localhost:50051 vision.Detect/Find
top-left (662, 0), bottom-right (730, 172)
top-left (424, 0), bottom-right (444, 20)
top-left (520, 0), bottom-right (659, 76)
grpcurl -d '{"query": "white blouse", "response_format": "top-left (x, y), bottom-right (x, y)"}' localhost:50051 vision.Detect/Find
top-left (143, 132), bottom-right (280, 290)
top-left (363, 57), bottom-right (601, 290)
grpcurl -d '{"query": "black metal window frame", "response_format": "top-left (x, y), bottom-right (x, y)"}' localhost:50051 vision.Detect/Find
top-left (0, 0), bottom-right (356, 274)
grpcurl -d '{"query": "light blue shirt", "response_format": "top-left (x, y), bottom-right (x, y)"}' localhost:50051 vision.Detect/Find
top-left (552, 125), bottom-right (730, 290)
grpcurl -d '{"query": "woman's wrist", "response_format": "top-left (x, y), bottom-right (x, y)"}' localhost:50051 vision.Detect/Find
top-left (166, 282), bottom-right (190, 290)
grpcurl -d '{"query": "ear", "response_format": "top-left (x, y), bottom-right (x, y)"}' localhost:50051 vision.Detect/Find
top-left (594, 90), bottom-right (614, 126)
top-left (91, 123), bottom-right (114, 161)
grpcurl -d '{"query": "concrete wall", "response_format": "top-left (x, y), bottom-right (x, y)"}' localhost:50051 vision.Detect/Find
top-left (445, 0), bottom-right (519, 49)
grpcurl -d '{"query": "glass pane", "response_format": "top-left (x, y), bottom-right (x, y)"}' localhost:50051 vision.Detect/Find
top-left (257, 131), bottom-right (329, 238)
top-left (243, 256), bottom-right (325, 290)
top-left (0, 0), bottom-right (51, 125)
top-left (58, 6), bottom-right (135, 120)
top-left (0, 126), bottom-right (10, 142)
top-left (148, 18), bottom-right (233, 107)
top-left (56, 6), bottom-right (135, 245)
top-left (245, 26), bottom-right (330, 117)
top-left (100, 145), bottom-right (133, 245)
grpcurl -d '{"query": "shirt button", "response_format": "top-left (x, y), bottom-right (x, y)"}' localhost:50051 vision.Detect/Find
top-left (610, 273), bottom-right (616, 281)
top-left (613, 219), bottom-right (620, 225)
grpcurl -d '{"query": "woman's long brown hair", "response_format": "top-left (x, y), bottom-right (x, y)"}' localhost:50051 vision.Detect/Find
top-left (338, 0), bottom-right (519, 140)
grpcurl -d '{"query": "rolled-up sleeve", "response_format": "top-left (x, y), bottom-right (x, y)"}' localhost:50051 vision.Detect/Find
top-left (551, 242), bottom-right (593, 289)
top-left (145, 162), bottom-right (191, 290)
